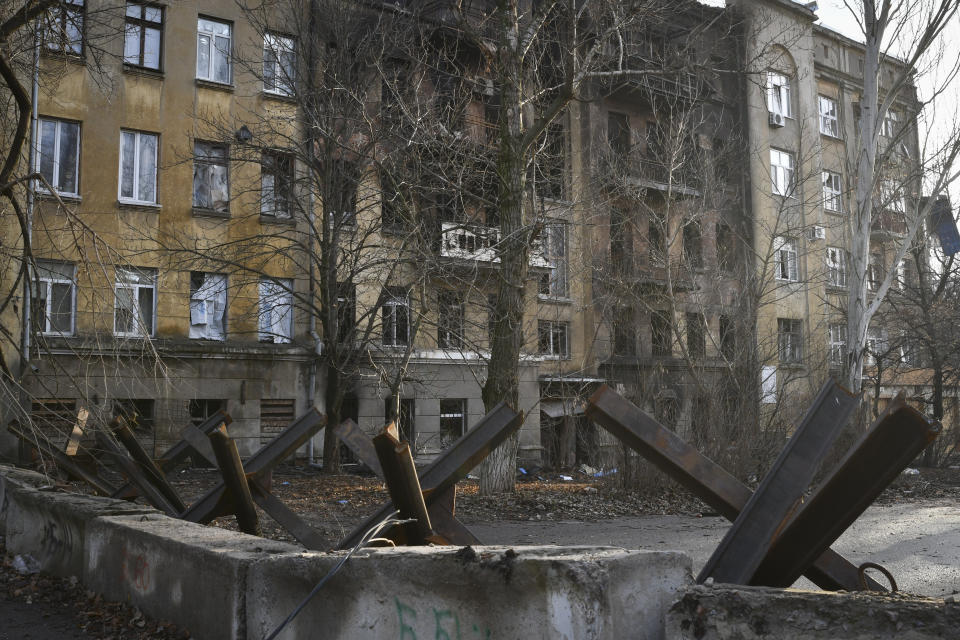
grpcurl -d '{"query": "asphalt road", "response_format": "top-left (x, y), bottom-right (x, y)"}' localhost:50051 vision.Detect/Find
top-left (469, 498), bottom-right (960, 597)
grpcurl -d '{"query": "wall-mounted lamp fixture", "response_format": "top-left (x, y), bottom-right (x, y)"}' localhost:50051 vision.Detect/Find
top-left (235, 125), bottom-right (253, 143)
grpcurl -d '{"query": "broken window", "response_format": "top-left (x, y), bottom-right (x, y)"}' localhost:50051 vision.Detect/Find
top-left (258, 278), bottom-right (293, 343)
top-left (651, 312), bottom-right (671, 357)
top-left (823, 170), bottom-right (843, 212)
top-left (190, 272), bottom-right (226, 340)
top-left (818, 95), bottom-right (838, 137)
top-left (774, 236), bottom-right (798, 282)
top-left (766, 71), bottom-right (792, 118)
top-left (826, 247), bottom-right (848, 288)
top-left (261, 151), bottom-right (293, 218)
top-left (114, 267), bottom-right (156, 337)
top-left (777, 318), bottom-right (803, 363)
top-left (439, 398), bottom-right (466, 448)
top-left (33, 261), bottom-right (75, 335)
top-left (194, 141), bottom-right (229, 212)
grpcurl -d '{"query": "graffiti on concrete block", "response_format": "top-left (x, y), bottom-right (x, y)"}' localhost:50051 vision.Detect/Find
top-left (395, 597), bottom-right (491, 639)
top-left (120, 546), bottom-right (151, 592)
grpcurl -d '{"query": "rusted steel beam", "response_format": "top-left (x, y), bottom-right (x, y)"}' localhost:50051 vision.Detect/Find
top-left (113, 411), bottom-right (231, 500)
top-left (113, 420), bottom-right (187, 513)
top-left (337, 402), bottom-right (523, 550)
top-left (179, 423), bottom-right (220, 467)
top-left (427, 487), bottom-right (481, 545)
top-left (334, 419), bottom-right (383, 478)
top-left (374, 427), bottom-right (434, 545)
top-left (208, 425), bottom-right (261, 536)
top-left (698, 380), bottom-right (858, 585)
top-left (8, 423), bottom-right (117, 496)
top-left (64, 408), bottom-right (89, 457)
top-left (249, 479), bottom-right (326, 550)
top-left (751, 397), bottom-right (940, 588)
top-left (585, 385), bottom-right (883, 592)
top-left (181, 409), bottom-right (325, 523)
top-left (96, 428), bottom-right (179, 516)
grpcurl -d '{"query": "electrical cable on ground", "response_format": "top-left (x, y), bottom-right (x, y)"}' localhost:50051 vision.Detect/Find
top-left (263, 511), bottom-right (413, 640)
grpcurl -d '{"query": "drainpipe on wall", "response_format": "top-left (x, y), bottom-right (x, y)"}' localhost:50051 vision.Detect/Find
top-left (20, 32), bottom-right (40, 377)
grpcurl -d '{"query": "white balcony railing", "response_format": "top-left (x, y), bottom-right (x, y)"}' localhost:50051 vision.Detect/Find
top-left (440, 221), bottom-right (552, 268)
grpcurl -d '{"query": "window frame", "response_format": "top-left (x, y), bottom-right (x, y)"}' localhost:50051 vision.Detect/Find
top-left (44, 0), bottom-right (84, 56)
top-left (123, 2), bottom-right (164, 71)
top-left (196, 16), bottom-right (233, 85)
top-left (437, 290), bottom-right (464, 350)
top-left (538, 221), bottom-right (569, 298)
top-left (33, 261), bottom-right (76, 336)
top-left (825, 246), bottom-right (848, 289)
top-left (818, 95), bottom-right (839, 137)
top-left (774, 236), bottom-right (799, 282)
top-left (822, 170), bottom-right (842, 213)
top-left (381, 287), bottom-right (410, 347)
top-left (258, 277), bottom-right (294, 344)
top-left (439, 398), bottom-right (467, 446)
top-left (189, 272), bottom-right (227, 341)
top-left (828, 322), bottom-right (847, 367)
top-left (193, 141), bottom-right (230, 213)
top-left (538, 319), bottom-right (570, 359)
top-left (686, 312), bottom-right (705, 359)
top-left (770, 148), bottom-right (795, 197)
top-left (36, 117), bottom-right (81, 197)
top-left (766, 71), bottom-right (792, 118)
top-left (118, 129), bottom-right (158, 205)
top-left (114, 266), bottom-right (157, 338)
top-left (777, 318), bottom-right (803, 364)
top-left (263, 32), bottom-right (295, 96)
top-left (868, 252), bottom-right (883, 291)
top-left (261, 150), bottom-right (294, 218)
top-left (651, 311), bottom-right (671, 357)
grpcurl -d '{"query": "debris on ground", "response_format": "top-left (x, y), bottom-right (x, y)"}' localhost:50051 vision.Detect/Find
top-left (0, 536), bottom-right (190, 639)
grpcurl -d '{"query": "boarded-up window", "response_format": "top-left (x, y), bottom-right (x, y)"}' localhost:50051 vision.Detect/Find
top-left (260, 398), bottom-right (295, 444)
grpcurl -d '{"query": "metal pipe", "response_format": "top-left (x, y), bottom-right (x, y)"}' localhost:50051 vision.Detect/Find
top-left (21, 25), bottom-right (40, 373)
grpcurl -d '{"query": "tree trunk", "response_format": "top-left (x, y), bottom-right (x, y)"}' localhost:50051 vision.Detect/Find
top-left (321, 359), bottom-right (342, 473)
top-left (480, 15), bottom-right (528, 493)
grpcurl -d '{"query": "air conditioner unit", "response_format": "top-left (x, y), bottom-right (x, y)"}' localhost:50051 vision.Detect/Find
top-left (768, 111), bottom-right (785, 127)
top-left (807, 225), bottom-right (826, 241)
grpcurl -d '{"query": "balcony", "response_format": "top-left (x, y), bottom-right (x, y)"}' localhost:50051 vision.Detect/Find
top-left (872, 209), bottom-right (907, 238)
top-left (440, 221), bottom-right (552, 268)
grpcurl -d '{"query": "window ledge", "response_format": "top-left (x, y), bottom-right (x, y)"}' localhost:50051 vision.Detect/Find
top-left (118, 200), bottom-right (161, 211)
top-left (37, 192), bottom-right (81, 204)
top-left (820, 132), bottom-right (843, 141)
top-left (196, 78), bottom-right (234, 93)
top-left (193, 207), bottom-right (230, 219)
top-left (261, 90), bottom-right (297, 104)
top-left (123, 64), bottom-right (164, 79)
top-left (40, 50), bottom-right (85, 65)
top-left (260, 214), bottom-right (295, 225)
top-left (537, 295), bottom-right (573, 305)
top-left (824, 209), bottom-right (845, 216)
top-left (825, 285), bottom-right (848, 293)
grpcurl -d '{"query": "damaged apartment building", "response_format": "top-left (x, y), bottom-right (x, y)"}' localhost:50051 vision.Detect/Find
top-left (2, 0), bottom-right (947, 469)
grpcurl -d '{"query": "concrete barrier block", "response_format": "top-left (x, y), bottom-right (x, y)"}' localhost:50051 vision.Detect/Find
top-left (0, 464), bottom-right (53, 529)
top-left (4, 484), bottom-right (155, 577)
top-left (666, 584), bottom-right (960, 640)
top-left (86, 514), bottom-right (301, 640)
top-left (247, 545), bottom-right (692, 640)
